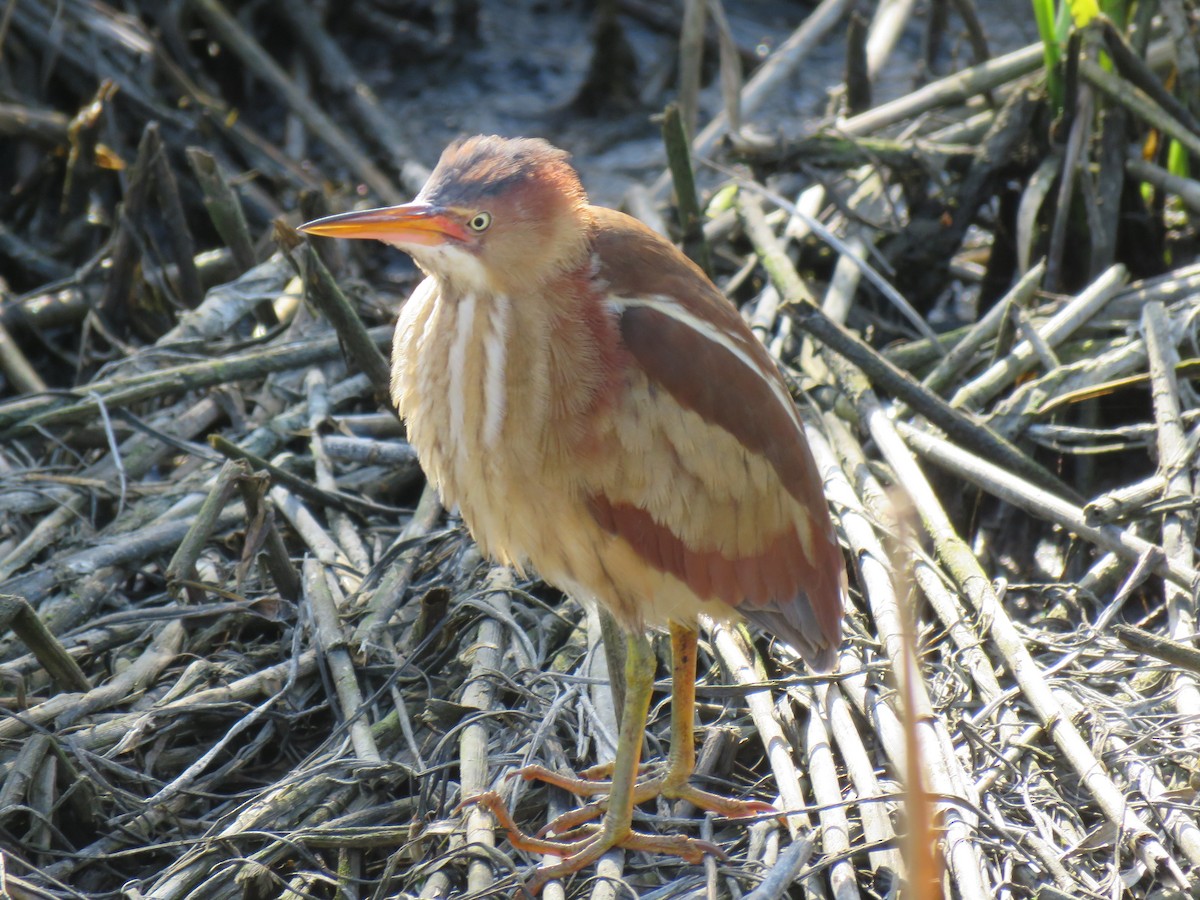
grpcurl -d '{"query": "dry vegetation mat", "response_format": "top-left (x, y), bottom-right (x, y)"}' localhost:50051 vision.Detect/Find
top-left (1, 2), bottom-right (1200, 898)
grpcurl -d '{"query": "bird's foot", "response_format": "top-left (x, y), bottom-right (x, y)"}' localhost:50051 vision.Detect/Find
top-left (460, 790), bottom-right (724, 895)
top-left (510, 762), bottom-right (651, 797)
top-left (511, 763), bottom-right (778, 837)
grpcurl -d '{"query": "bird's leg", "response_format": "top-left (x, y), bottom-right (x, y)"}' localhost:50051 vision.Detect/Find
top-left (528, 623), bottom-right (775, 839)
top-left (462, 630), bottom-right (723, 895)
top-left (658, 623), bottom-right (777, 818)
top-left (513, 606), bottom-right (653, 791)
top-left (661, 621), bottom-right (699, 792)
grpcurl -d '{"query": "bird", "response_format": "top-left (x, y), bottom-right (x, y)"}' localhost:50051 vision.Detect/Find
top-left (300, 135), bottom-right (846, 893)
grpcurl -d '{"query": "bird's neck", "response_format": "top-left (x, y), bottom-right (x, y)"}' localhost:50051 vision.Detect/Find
top-left (473, 260), bottom-right (622, 440)
top-left (394, 256), bottom-right (622, 488)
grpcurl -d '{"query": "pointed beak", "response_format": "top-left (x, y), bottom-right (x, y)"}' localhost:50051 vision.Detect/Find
top-left (299, 203), bottom-right (468, 246)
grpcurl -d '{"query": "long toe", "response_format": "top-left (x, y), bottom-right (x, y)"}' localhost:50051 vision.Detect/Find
top-left (515, 767), bottom-right (774, 837)
top-left (663, 782), bottom-right (780, 820)
top-left (524, 826), bottom-right (725, 895)
top-left (513, 763), bottom-right (615, 798)
top-left (459, 791), bottom-right (729, 896)
top-left (538, 776), bottom-right (667, 838)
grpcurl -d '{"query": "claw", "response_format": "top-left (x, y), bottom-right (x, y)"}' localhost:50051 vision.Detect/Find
top-left (457, 627), bottom-right (774, 893)
top-left (460, 790), bottom-right (726, 895)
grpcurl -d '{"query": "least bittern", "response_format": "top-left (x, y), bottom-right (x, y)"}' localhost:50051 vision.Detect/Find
top-left (301, 135), bottom-right (846, 891)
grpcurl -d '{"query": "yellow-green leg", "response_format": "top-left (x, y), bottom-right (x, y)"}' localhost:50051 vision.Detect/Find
top-left (528, 625), bottom-right (774, 820)
top-left (662, 621), bottom-right (698, 794)
top-left (482, 624), bottom-right (773, 848)
top-left (659, 624), bottom-right (776, 817)
top-left (460, 629), bottom-right (723, 894)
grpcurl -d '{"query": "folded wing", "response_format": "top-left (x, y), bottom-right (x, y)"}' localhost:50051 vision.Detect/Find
top-left (581, 208), bottom-right (846, 670)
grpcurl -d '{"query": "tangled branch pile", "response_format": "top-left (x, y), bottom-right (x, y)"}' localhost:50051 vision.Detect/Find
top-left (1, 2), bottom-right (1199, 897)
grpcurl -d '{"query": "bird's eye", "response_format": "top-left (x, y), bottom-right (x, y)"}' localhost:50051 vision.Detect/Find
top-left (468, 212), bottom-right (492, 232)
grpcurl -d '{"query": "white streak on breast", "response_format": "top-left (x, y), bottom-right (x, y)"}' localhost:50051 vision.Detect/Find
top-left (481, 295), bottom-right (511, 447)
top-left (392, 277), bottom-right (439, 415)
top-left (447, 292), bottom-right (476, 456)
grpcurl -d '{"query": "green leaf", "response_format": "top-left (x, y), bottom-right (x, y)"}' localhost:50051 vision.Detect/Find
top-left (1032, 0), bottom-right (1064, 110)
top-left (1068, 0), bottom-right (1100, 26)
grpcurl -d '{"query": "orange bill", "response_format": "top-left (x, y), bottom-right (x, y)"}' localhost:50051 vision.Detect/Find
top-left (298, 203), bottom-right (467, 245)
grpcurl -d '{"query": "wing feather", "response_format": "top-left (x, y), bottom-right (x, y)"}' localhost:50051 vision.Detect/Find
top-left (579, 208), bottom-right (845, 668)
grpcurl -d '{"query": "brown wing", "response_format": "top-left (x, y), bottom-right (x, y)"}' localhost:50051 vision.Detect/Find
top-left (581, 208), bottom-right (845, 670)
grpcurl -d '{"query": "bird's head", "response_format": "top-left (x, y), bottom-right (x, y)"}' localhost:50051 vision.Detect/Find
top-left (300, 135), bottom-right (592, 295)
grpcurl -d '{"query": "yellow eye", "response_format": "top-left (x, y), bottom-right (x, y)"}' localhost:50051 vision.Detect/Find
top-left (468, 212), bottom-right (492, 232)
